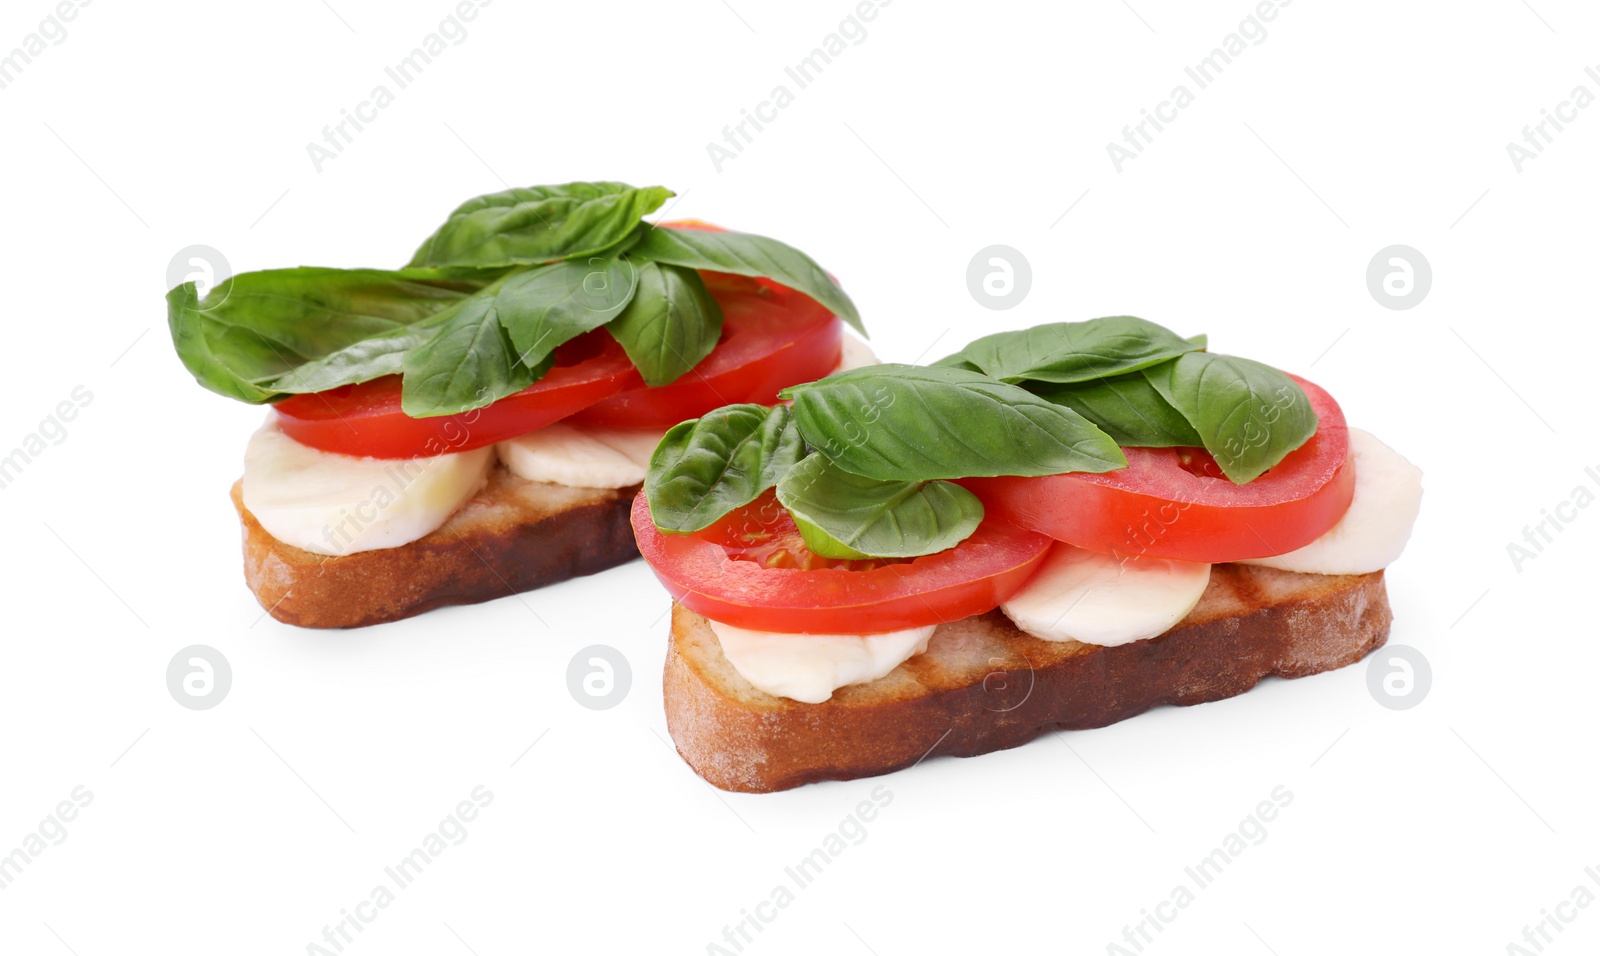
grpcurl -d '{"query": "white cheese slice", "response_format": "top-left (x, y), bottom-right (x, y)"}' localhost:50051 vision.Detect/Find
top-left (836, 334), bottom-right (879, 372)
top-left (1241, 428), bottom-right (1423, 575)
top-left (709, 620), bottom-right (935, 704)
top-left (493, 336), bottom-right (873, 493)
top-left (243, 417), bottom-right (493, 556)
top-left (1001, 544), bottom-right (1211, 646)
top-left (496, 423), bottom-right (664, 489)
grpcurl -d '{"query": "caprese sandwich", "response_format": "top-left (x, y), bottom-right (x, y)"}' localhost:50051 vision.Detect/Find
top-left (166, 181), bottom-right (871, 628)
top-left (632, 316), bottom-right (1423, 792)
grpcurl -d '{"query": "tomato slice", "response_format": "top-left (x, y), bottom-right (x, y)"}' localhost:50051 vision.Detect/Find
top-left (274, 330), bottom-right (639, 459)
top-left (631, 490), bottom-right (1053, 634)
top-left (568, 274), bottom-right (842, 429)
top-left (963, 374), bottom-right (1354, 563)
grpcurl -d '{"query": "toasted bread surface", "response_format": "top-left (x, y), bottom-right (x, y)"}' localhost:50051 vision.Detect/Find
top-left (232, 467), bottom-right (639, 629)
top-left (664, 564), bottom-right (1391, 792)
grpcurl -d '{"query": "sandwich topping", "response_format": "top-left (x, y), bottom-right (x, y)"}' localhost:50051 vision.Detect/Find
top-left (707, 621), bottom-right (937, 705)
top-left (242, 417), bottom-right (495, 556)
top-left (495, 423), bottom-right (664, 491)
top-left (167, 182), bottom-right (866, 557)
top-left (1239, 428), bottom-right (1423, 574)
top-left (635, 316), bottom-right (1424, 702)
top-left (998, 547), bottom-right (1212, 648)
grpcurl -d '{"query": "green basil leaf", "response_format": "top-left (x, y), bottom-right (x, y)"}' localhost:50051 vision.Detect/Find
top-left (929, 353), bottom-right (983, 372)
top-left (497, 254), bottom-right (639, 368)
top-left (780, 364), bottom-right (1126, 481)
top-left (605, 262), bottom-right (724, 387)
top-left (167, 267), bottom-right (484, 403)
top-left (629, 226), bottom-right (865, 337)
top-left (1033, 373), bottom-right (1202, 447)
top-left (776, 453), bottom-right (984, 559)
top-left (1187, 333), bottom-right (1208, 349)
top-left (946, 316), bottom-right (1203, 384)
top-left (400, 289), bottom-right (550, 417)
top-left (268, 267), bottom-right (528, 394)
top-left (408, 182), bottom-right (672, 269)
top-left (267, 325), bottom-right (433, 394)
top-left (1143, 352), bottom-right (1317, 484)
top-left (645, 404), bottom-right (804, 534)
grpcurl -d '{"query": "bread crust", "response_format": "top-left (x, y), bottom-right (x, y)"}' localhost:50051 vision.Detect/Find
top-left (664, 564), bottom-right (1392, 792)
top-left (232, 467), bottom-right (639, 628)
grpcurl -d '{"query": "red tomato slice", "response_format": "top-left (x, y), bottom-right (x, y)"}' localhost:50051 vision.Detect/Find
top-left (568, 274), bottom-right (842, 429)
top-left (631, 490), bottom-right (1053, 634)
top-left (274, 330), bottom-right (639, 459)
top-left (963, 374), bottom-right (1354, 563)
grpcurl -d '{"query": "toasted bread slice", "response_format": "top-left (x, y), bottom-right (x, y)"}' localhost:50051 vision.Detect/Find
top-left (232, 467), bottom-right (639, 629)
top-left (664, 564), bottom-right (1391, 792)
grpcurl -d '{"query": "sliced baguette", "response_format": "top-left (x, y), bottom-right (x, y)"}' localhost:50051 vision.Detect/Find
top-left (664, 564), bottom-right (1391, 792)
top-left (232, 466), bottom-right (639, 629)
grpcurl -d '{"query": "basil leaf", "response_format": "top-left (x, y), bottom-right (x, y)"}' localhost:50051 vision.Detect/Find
top-left (167, 267), bottom-right (484, 403)
top-left (605, 262), bottom-right (724, 387)
top-left (946, 316), bottom-right (1203, 384)
top-left (776, 453), bottom-right (983, 559)
top-left (408, 182), bottom-right (672, 269)
top-left (781, 364), bottom-right (1126, 481)
top-left (267, 325), bottom-right (434, 394)
top-left (497, 254), bottom-right (639, 368)
top-left (929, 353), bottom-right (983, 372)
top-left (629, 226), bottom-right (865, 337)
top-left (1033, 373), bottom-right (1202, 447)
top-left (400, 289), bottom-right (550, 417)
top-left (1143, 352), bottom-right (1317, 484)
top-left (645, 404), bottom-right (804, 534)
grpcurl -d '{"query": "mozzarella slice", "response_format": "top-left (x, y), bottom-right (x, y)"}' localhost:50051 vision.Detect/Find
top-left (243, 417), bottom-right (493, 556)
top-left (709, 620), bottom-right (935, 704)
top-left (835, 334), bottom-right (879, 372)
top-left (1242, 428), bottom-right (1423, 575)
top-left (1002, 544), bottom-right (1211, 646)
top-left (491, 336), bottom-right (869, 493)
top-left (496, 423), bottom-right (664, 489)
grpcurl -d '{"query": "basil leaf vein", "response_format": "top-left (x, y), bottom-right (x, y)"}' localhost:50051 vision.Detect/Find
top-left (776, 453), bottom-right (983, 559)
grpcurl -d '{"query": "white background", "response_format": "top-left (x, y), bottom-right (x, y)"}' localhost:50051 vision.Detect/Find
top-left (2, 0), bottom-right (1596, 953)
